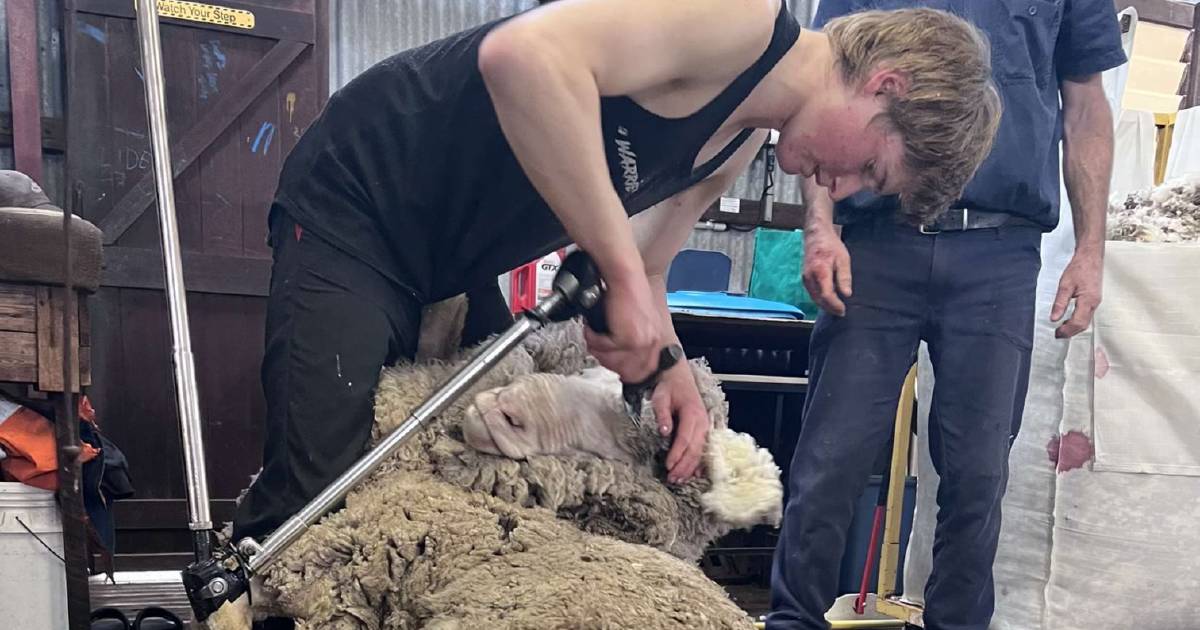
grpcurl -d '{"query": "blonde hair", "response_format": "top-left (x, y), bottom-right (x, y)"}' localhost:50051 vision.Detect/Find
top-left (824, 8), bottom-right (1001, 224)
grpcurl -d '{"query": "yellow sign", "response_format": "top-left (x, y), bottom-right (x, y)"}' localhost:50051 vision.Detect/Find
top-left (152, 0), bottom-right (255, 30)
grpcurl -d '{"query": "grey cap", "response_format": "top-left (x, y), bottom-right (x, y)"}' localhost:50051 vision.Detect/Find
top-left (0, 170), bottom-right (56, 209)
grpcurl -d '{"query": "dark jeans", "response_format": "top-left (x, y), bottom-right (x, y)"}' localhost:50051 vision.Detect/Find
top-left (767, 218), bottom-right (1041, 630)
top-left (232, 214), bottom-right (511, 541)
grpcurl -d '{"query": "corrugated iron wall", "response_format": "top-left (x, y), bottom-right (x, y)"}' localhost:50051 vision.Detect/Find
top-left (328, 0), bottom-right (814, 297)
top-left (0, 0), bottom-right (67, 204)
top-left (330, 0), bottom-right (539, 89)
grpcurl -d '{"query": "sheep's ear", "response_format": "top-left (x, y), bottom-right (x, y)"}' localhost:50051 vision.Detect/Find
top-left (417, 294), bottom-right (467, 361)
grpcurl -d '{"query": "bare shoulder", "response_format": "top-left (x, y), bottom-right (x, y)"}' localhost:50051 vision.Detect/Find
top-left (489, 0), bottom-right (781, 97)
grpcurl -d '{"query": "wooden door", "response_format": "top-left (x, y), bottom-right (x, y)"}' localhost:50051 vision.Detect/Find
top-left (65, 0), bottom-right (328, 569)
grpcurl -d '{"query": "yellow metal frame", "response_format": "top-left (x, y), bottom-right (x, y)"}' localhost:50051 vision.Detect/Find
top-left (751, 366), bottom-right (920, 629)
top-left (874, 365), bottom-right (924, 627)
top-left (1154, 112), bottom-right (1176, 186)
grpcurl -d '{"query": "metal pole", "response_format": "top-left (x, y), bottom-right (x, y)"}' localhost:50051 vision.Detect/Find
top-left (133, 0), bottom-right (214, 549)
top-left (247, 313), bottom-right (544, 572)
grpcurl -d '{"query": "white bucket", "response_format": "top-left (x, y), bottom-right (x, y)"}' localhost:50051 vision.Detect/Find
top-left (0, 482), bottom-right (68, 629)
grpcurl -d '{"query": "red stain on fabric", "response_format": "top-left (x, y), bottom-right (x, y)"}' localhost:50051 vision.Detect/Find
top-left (1095, 346), bottom-right (1110, 379)
top-left (1047, 431), bottom-right (1094, 472)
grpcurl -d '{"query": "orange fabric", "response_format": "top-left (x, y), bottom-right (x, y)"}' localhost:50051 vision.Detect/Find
top-left (0, 404), bottom-right (99, 491)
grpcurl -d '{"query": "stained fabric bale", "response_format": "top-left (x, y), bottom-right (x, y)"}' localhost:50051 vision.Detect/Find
top-left (253, 321), bottom-right (780, 628)
top-left (1107, 175), bottom-right (1200, 243)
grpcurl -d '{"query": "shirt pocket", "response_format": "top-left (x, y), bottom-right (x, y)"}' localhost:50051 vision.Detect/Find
top-left (976, 0), bottom-right (1063, 87)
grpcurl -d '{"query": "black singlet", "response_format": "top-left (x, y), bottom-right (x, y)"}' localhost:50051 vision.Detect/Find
top-left (274, 2), bottom-right (800, 302)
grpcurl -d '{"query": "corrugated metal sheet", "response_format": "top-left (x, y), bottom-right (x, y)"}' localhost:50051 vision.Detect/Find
top-left (330, 0), bottom-right (538, 90)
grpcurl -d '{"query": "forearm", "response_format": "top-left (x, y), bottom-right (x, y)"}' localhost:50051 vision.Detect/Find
top-left (1061, 80), bottom-right (1114, 255)
top-left (480, 34), bottom-right (643, 283)
top-left (801, 176), bottom-right (837, 235)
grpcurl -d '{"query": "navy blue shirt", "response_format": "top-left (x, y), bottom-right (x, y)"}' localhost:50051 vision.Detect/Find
top-left (814, 0), bottom-right (1127, 229)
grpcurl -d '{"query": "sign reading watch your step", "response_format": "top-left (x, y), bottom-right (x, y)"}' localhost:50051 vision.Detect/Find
top-left (138, 0), bottom-right (256, 30)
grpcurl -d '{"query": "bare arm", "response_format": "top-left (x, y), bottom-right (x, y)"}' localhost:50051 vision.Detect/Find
top-left (478, 0), bottom-right (777, 285)
top-left (627, 130), bottom-right (768, 482)
top-left (1053, 73), bottom-right (1113, 338)
top-left (799, 176), bottom-right (852, 316)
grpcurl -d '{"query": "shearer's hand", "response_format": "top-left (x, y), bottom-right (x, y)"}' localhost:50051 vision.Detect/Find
top-left (585, 272), bottom-right (660, 383)
top-left (651, 361), bottom-right (709, 484)
top-left (802, 227), bottom-right (853, 316)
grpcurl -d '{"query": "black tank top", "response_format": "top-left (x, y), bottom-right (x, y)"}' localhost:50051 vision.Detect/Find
top-left (275, 3), bottom-right (799, 302)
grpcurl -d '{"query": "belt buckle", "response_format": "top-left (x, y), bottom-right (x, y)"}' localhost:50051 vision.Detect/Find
top-left (921, 208), bottom-right (968, 234)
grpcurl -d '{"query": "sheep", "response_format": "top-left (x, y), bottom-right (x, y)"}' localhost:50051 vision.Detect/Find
top-left (250, 319), bottom-right (782, 629)
top-left (1108, 175), bottom-right (1200, 243)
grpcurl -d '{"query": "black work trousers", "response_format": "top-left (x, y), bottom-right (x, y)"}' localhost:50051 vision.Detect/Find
top-left (767, 217), bottom-right (1042, 630)
top-left (232, 213), bottom-right (510, 541)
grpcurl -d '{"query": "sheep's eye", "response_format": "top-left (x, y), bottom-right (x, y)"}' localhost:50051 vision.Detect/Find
top-left (503, 412), bottom-right (522, 429)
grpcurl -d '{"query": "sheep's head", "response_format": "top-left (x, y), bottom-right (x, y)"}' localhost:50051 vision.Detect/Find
top-left (461, 368), bottom-right (635, 463)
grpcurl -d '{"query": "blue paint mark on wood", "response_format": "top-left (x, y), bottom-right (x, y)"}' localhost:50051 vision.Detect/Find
top-left (78, 22), bottom-right (107, 44)
top-left (198, 40), bottom-right (228, 102)
top-left (251, 122), bottom-right (276, 155)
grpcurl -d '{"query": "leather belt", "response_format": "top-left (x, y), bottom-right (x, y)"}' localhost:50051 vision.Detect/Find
top-left (918, 208), bottom-right (1042, 234)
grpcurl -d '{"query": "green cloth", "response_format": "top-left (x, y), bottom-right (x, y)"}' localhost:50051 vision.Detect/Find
top-left (748, 228), bottom-right (818, 318)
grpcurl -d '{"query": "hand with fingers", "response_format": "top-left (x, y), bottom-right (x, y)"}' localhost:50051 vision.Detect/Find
top-left (1052, 248), bottom-right (1103, 338)
top-left (802, 227), bottom-right (853, 316)
top-left (584, 273), bottom-right (662, 384)
top-left (650, 361), bottom-right (709, 485)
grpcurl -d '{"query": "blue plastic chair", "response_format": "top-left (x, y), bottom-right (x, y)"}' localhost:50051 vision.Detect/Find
top-left (666, 249), bottom-right (732, 293)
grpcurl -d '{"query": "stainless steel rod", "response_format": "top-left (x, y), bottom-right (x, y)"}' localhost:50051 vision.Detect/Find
top-left (134, 0), bottom-right (212, 534)
top-left (248, 314), bottom-right (543, 573)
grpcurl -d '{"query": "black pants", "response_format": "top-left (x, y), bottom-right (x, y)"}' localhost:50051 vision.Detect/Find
top-left (232, 214), bottom-right (510, 541)
top-left (767, 218), bottom-right (1042, 630)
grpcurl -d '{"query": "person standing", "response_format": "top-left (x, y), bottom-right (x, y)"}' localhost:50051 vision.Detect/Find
top-left (768, 2), bottom-right (1126, 629)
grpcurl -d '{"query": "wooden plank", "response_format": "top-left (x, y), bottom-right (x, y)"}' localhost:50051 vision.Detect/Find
top-left (1117, 0), bottom-right (1196, 28)
top-left (101, 246), bottom-right (272, 296)
top-left (116, 289), bottom-right (183, 500)
top-left (240, 62), bottom-right (284, 256)
top-left (74, 0), bottom-right (316, 43)
top-left (315, 0), bottom-right (329, 102)
top-left (105, 16), bottom-right (155, 247)
top-left (189, 293), bottom-right (267, 497)
top-left (119, 23), bottom-right (203, 249)
top-left (200, 32), bottom-right (272, 256)
top-left (877, 365), bottom-right (916, 600)
top-left (165, 25), bottom-right (205, 251)
top-left (277, 36), bottom-right (318, 163)
top-left (6, 0), bottom-right (44, 182)
top-left (700, 197), bottom-right (806, 230)
top-left (96, 40), bottom-right (307, 244)
top-left (36, 287), bottom-right (84, 393)
top-left (0, 114), bottom-right (68, 153)
top-left (82, 288), bottom-right (123, 424)
top-left (65, 9), bottom-right (116, 223)
top-left (0, 330), bottom-right (38, 382)
top-left (0, 285), bottom-right (38, 333)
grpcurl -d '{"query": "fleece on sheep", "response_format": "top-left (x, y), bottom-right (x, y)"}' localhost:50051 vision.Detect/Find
top-left (257, 320), bottom-right (779, 628)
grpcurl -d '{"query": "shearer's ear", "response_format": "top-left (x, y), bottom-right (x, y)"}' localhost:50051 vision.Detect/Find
top-left (862, 67), bottom-right (910, 99)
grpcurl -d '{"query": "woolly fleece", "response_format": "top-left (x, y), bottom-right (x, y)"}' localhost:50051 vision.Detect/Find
top-left (256, 321), bottom-right (777, 628)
